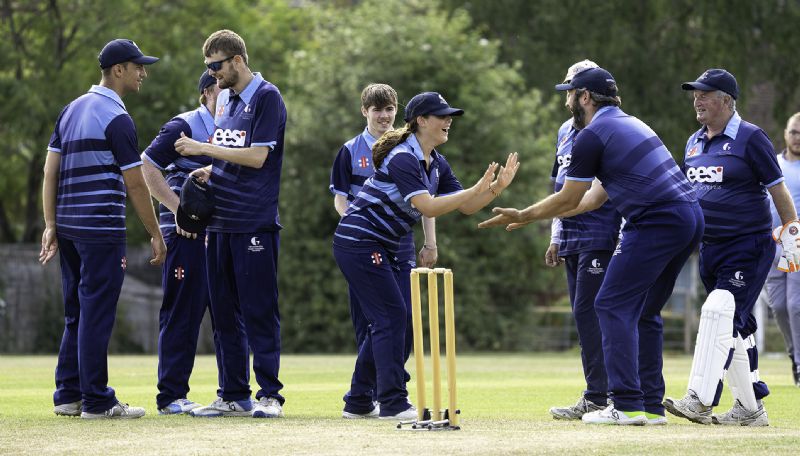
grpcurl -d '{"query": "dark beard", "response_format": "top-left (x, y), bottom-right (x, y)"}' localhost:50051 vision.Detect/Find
top-left (570, 96), bottom-right (586, 130)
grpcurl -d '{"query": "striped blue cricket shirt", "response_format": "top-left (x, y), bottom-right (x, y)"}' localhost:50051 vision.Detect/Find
top-left (142, 105), bottom-right (215, 238)
top-left (47, 85), bottom-right (142, 243)
top-left (566, 106), bottom-right (696, 222)
top-left (208, 73), bottom-right (286, 233)
top-left (334, 133), bottom-right (462, 259)
top-left (552, 119), bottom-right (621, 255)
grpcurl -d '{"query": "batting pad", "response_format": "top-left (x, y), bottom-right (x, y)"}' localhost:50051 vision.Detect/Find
top-left (726, 335), bottom-right (759, 412)
top-left (688, 289), bottom-right (735, 406)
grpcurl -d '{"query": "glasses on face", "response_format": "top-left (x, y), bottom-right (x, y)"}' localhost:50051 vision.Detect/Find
top-left (206, 55), bottom-right (235, 72)
top-left (788, 130), bottom-right (800, 137)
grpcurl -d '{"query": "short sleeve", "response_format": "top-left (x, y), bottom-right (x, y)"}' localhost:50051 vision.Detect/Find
top-left (106, 114), bottom-right (141, 170)
top-left (435, 155), bottom-right (463, 196)
top-left (142, 118), bottom-right (191, 170)
top-left (746, 129), bottom-right (783, 188)
top-left (251, 89), bottom-right (286, 149)
top-left (565, 129), bottom-right (604, 182)
top-left (386, 152), bottom-right (428, 200)
top-left (47, 106), bottom-right (69, 153)
top-left (330, 145), bottom-right (353, 196)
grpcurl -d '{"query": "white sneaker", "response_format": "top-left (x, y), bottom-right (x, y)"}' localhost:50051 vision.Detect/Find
top-left (378, 406), bottom-right (418, 421)
top-left (549, 396), bottom-right (607, 420)
top-left (252, 397), bottom-right (283, 418)
top-left (663, 389), bottom-right (712, 424)
top-left (81, 401), bottom-right (145, 420)
top-left (189, 397), bottom-right (253, 417)
top-left (646, 412), bottom-right (668, 425)
top-left (159, 398), bottom-right (203, 415)
top-left (712, 399), bottom-right (768, 426)
top-left (342, 403), bottom-right (380, 419)
top-left (54, 400), bottom-right (82, 417)
top-left (581, 404), bottom-right (647, 425)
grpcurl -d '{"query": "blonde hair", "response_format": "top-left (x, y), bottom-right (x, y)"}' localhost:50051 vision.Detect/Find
top-left (372, 120), bottom-right (418, 168)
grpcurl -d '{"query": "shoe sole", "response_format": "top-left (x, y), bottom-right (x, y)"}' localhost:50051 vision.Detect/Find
top-left (54, 411), bottom-right (81, 417)
top-left (190, 411), bottom-right (252, 417)
top-left (663, 402), bottom-right (710, 425)
top-left (550, 411), bottom-right (582, 420)
top-left (342, 411), bottom-right (379, 419)
top-left (252, 411), bottom-right (282, 418)
top-left (80, 413), bottom-right (144, 419)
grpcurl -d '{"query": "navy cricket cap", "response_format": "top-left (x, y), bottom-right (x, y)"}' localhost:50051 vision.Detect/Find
top-left (682, 68), bottom-right (739, 100)
top-left (198, 71), bottom-right (216, 94)
top-left (176, 176), bottom-right (215, 234)
top-left (403, 92), bottom-right (464, 122)
top-left (555, 67), bottom-right (618, 97)
top-left (98, 39), bottom-right (159, 69)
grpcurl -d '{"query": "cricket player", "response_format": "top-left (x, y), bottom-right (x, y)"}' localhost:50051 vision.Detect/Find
top-left (330, 83), bottom-right (438, 418)
top-left (41, 39), bottom-right (165, 419)
top-left (547, 60), bottom-right (620, 420)
top-left (763, 112), bottom-right (800, 387)
top-left (174, 29), bottom-right (287, 418)
top-left (665, 69), bottom-right (800, 426)
top-left (141, 71), bottom-right (223, 414)
top-left (480, 67), bottom-right (703, 426)
top-left (334, 92), bottom-right (519, 419)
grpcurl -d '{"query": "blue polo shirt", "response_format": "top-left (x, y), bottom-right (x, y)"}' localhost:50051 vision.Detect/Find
top-left (552, 119), bottom-right (621, 255)
top-left (208, 72), bottom-right (286, 233)
top-left (334, 133), bottom-right (462, 258)
top-left (47, 85), bottom-right (142, 244)
top-left (142, 106), bottom-right (215, 238)
top-left (683, 112), bottom-right (782, 242)
top-left (770, 152), bottom-right (800, 228)
top-left (330, 127), bottom-right (378, 200)
top-left (566, 106), bottom-right (696, 221)
top-left (331, 128), bottom-right (416, 261)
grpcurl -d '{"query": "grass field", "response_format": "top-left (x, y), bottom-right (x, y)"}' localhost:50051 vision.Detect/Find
top-left (1, 353), bottom-right (799, 455)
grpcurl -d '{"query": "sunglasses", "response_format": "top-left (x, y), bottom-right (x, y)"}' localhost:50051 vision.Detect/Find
top-left (206, 55), bottom-right (235, 72)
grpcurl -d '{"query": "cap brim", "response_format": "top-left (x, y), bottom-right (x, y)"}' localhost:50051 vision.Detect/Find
top-left (132, 55), bottom-right (159, 65)
top-left (554, 82), bottom-right (574, 91)
top-left (430, 107), bottom-right (464, 117)
top-left (176, 206), bottom-right (208, 234)
top-left (681, 82), bottom-right (716, 92)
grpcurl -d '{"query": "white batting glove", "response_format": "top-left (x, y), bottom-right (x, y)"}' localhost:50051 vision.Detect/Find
top-left (773, 221), bottom-right (800, 273)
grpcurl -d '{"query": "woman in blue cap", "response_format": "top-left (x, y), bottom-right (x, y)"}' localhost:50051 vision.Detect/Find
top-left (333, 92), bottom-right (519, 419)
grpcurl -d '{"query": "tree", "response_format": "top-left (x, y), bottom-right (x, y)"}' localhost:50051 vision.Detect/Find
top-left (281, 0), bottom-right (564, 351)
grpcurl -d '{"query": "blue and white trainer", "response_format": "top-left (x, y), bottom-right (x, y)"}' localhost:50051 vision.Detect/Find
top-left (54, 400), bottom-right (82, 417)
top-left (252, 397), bottom-right (283, 418)
top-left (159, 398), bottom-right (202, 415)
top-left (189, 397), bottom-right (253, 417)
top-left (81, 401), bottom-right (145, 419)
top-left (581, 404), bottom-right (647, 425)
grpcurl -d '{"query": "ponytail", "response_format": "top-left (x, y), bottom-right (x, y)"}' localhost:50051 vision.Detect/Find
top-left (372, 120), bottom-right (418, 168)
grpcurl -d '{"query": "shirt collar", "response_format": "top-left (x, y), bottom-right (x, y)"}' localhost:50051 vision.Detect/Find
top-left (593, 106), bottom-right (617, 121)
top-left (404, 133), bottom-right (440, 163)
top-left (231, 72), bottom-right (264, 105)
top-left (89, 85), bottom-right (125, 110)
top-left (722, 111), bottom-right (741, 140)
top-left (361, 127), bottom-right (379, 150)
top-left (198, 105), bottom-right (216, 136)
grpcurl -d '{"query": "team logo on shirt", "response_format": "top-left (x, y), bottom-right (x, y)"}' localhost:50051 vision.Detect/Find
top-left (557, 154), bottom-right (572, 169)
top-left (248, 236), bottom-right (265, 253)
top-left (121, 256), bottom-right (127, 270)
top-left (687, 145), bottom-right (699, 157)
top-left (588, 258), bottom-right (604, 275)
top-left (723, 142), bottom-right (732, 151)
top-left (174, 266), bottom-right (185, 280)
top-left (685, 166), bottom-right (724, 183)
top-left (213, 128), bottom-right (247, 147)
top-left (217, 106), bottom-right (224, 117)
top-left (359, 156), bottom-right (370, 168)
top-left (371, 252), bottom-right (382, 265)
top-left (730, 271), bottom-right (746, 288)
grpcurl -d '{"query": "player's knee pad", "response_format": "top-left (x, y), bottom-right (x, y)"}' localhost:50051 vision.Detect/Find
top-left (726, 334), bottom-right (759, 411)
top-left (688, 289), bottom-right (735, 406)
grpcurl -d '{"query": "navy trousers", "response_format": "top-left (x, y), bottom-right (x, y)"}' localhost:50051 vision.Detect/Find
top-left (595, 202), bottom-right (703, 414)
top-left (156, 233), bottom-right (222, 409)
top-left (334, 241), bottom-right (411, 416)
top-left (564, 251), bottom-right (612, 406)
top-left (53, 238), bottom-right (125, 413)
top-left (206, 231), bottom-right (283, 404)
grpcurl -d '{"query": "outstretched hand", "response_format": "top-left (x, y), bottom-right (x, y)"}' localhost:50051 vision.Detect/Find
top-left (494, 152), bottom-right (520, 191)
top-left (477, 207), bottom-right (525, 229)
top-left (474, 162), bottom-right (499, 194)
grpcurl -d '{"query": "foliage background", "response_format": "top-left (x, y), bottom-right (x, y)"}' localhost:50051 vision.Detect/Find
top-left (2, 0), bottom-right (798, 352)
